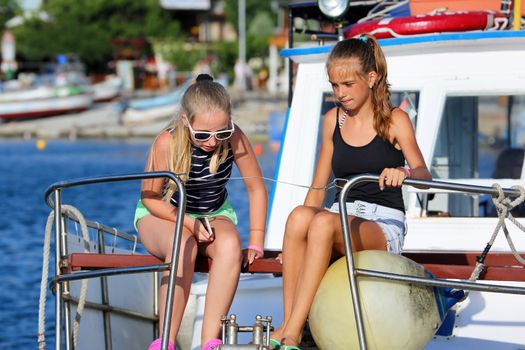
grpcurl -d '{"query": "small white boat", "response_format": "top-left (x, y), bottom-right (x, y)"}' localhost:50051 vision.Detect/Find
top-left (39, 1), bottom-right (525, 349)
top-left (120, 79), bottom-right (192, 125)
top-left (92, 76), bottom-right (123, 102)
top-left (120, 103), bottom-right (178, 126)
top-left (0, 93), bottom-right (93, 121)
top-left (0, 85), bottom-right (88, 102)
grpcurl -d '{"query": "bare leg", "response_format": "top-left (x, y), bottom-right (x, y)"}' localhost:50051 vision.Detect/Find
top-left (280, 211), bottom-right (387, 346)
top-left (272, 205), bottom-right (323, 343)
top-left (138, 214), bottom-right (198, 343)
top-left (200, 217), bottom-right (242, 347)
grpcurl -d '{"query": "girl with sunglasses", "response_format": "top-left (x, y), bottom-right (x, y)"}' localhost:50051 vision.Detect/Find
top-left (270, 35), bottom-right (431, 349)
top-left (135, 74), bottom-right (268, 350)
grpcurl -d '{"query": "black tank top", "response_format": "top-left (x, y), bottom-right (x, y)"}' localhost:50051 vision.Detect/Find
top-left (331, 109), bottom-right (405, 212)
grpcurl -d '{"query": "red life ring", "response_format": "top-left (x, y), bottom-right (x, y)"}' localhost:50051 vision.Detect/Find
top-left (344, 11), bottom-right (508, 39)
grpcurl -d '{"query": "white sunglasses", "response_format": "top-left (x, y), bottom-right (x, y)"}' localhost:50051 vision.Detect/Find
top-left (186, 119), bottom-right (235, 141)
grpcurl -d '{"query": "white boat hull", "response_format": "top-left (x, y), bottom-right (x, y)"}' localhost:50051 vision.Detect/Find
top-left (121, 104), bottom-right (178, 126)
top-left (0, 93), bottom-right (93, 121)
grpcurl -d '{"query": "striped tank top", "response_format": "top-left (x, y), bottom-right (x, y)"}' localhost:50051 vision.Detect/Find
top-left (170, 143), bottom-right (234, 214)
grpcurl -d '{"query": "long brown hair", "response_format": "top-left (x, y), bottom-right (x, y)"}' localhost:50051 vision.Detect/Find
top-left (326, 34), bottom-right (392, 139)
top-left (147, 75), bottom-right (232, 202)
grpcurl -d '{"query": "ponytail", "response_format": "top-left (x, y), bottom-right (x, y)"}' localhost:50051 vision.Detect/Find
top-left (363, 34), bottom-right (392, 140)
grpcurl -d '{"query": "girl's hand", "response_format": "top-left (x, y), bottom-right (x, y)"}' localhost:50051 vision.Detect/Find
top-left (189, 217), bottom-right (215, 243)
top-left (243, 245), bottom-right (264, 267)
top-left (378, 167), bottom-right (408, 190)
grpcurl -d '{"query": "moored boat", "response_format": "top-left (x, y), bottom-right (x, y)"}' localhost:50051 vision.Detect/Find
top-left (0, 92), bottom-right (93, 121)
top-left (120, 79), bottom-right (192, 126)
top-left (92, 75), bottom-right (124, 103)
top-left (0, 85), bottom-right (89, 103)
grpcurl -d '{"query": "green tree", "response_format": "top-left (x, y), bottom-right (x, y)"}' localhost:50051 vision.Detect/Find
top-left (223, 0), bottom-right (281, 60)
top-left (0, 0), bottom-right (20, 28)
top-left (11, 0), bottom-right (183, 72)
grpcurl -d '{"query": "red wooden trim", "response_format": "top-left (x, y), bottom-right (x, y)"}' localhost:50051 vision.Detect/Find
top-left (65, 253), bottom-right (163, 273)
top-left (64, 250), bottom-right (525, 281)
top-left (403, 251), bottom-right (525, 267)
top-left (423, 264), bottom-right (525, 281)
top-left (65, 250), bottom-right (283, 275)
top-left (0, 107), bottom-right (89, 121)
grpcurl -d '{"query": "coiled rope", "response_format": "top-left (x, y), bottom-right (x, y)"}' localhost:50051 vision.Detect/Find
top-left (468, 184), bottom-right (525, 283)
top-left (38, 205), bottom-right (90, 350)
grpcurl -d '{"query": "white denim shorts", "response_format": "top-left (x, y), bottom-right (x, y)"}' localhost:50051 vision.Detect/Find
top-left (327, 200), bottom-right (407, 254)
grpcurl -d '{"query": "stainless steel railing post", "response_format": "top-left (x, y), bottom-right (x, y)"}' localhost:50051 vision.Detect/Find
top-left (338, 179), bottom-right (367, 350)
top-left (53, 189), bottom-right (64, 350)
top-left (161, 176), bottom-right (186, 350)
top-left (98, 227), bottom-right (112, 350)
top-left (62, 218), bottom-right (72, 350)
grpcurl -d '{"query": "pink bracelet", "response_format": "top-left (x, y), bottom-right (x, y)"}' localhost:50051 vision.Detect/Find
top-left (248, 244), bottom-right (264, 255)
top-left (403, 166), bottom-right (412, 178)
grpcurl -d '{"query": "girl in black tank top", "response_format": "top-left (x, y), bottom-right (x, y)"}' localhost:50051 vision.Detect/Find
top-left (271, 35), bottom-right (432, 349)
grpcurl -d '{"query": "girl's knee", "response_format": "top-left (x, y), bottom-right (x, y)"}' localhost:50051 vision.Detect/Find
top-left (308, 212), bottom-right (337, 241)
top-left (285, 206), bottom-right (316, 238)
top-left (288, 205), bottom-right (314, 222)
top-left (212, 233), bottom-right (242, 263)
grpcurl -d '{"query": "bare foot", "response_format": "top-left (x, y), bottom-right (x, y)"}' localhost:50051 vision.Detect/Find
top-left (269, 327), bottom-right (284, 349)
top-left (280, 334), bottom-right (301, 347)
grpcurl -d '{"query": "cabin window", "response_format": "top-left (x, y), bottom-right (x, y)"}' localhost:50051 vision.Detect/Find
top-left (432, 95), bottom-right (525, 179)
top-left (392, 91), bottom-right (419, 126)
top-left (428, 95), bottom-right (525, 217)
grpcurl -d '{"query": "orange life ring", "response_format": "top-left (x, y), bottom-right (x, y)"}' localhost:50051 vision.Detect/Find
top-left (344, 11), bottom-right (508, 39)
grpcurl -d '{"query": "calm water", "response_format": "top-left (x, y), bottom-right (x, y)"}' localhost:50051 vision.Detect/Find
top-left (0, 139), bottom-right (278, 348)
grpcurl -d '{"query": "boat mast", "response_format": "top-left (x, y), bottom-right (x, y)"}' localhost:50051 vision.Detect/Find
top-left (238, 0), bottom-right (246, 75)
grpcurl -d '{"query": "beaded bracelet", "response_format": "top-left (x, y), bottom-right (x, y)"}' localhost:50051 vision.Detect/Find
top-left (247, 244), bottom-right (264, 255)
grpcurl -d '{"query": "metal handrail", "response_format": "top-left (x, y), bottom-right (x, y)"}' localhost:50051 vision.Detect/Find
top-left (338, 174), bottom-right (525, 350)
top-left (45, 171), bottom-right (185, 350)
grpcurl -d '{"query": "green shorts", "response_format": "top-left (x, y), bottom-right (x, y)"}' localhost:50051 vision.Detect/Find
top-left (134, 199), bottom-right (238, 231)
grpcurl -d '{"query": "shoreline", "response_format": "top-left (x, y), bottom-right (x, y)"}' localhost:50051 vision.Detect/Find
top-left (0, 90), bottom-right (287, 143)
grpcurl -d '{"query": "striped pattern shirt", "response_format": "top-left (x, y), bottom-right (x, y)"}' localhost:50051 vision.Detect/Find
top-left (170, 144), bottom-right (234, 214)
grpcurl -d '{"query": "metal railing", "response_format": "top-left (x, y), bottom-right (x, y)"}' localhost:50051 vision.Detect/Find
top-left (45, 171), bottom-right (186, 350)
top-left (338, 174), bottom-right (525, 350)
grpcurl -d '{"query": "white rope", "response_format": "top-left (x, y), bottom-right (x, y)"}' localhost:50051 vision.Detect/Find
top-left (468, 184), bottom-right (525, 282)
top-left (38, 205), bottom-right (91, 350)
top-left (490, 184), bottom-right (525, 264)
top-left (179, 174), bottom-right (341, 191)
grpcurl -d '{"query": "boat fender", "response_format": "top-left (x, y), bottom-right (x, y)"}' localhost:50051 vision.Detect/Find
top-left (309, 250), bottom-right (448, 350)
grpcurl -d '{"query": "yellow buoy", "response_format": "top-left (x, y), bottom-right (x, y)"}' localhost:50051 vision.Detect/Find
top-left (36, 139), bottom-right (47, 150)
top-left (309, 250), bottom-right (442, 350)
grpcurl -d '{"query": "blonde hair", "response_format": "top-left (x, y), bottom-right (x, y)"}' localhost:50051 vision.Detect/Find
top-left (326, 34), bottom-right (392, 140)
top-left (148, 76), bottom-right (232, 202)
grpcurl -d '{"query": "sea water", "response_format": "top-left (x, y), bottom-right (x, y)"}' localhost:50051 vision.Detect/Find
top-left (0, 139), bottom-right (277, 348)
